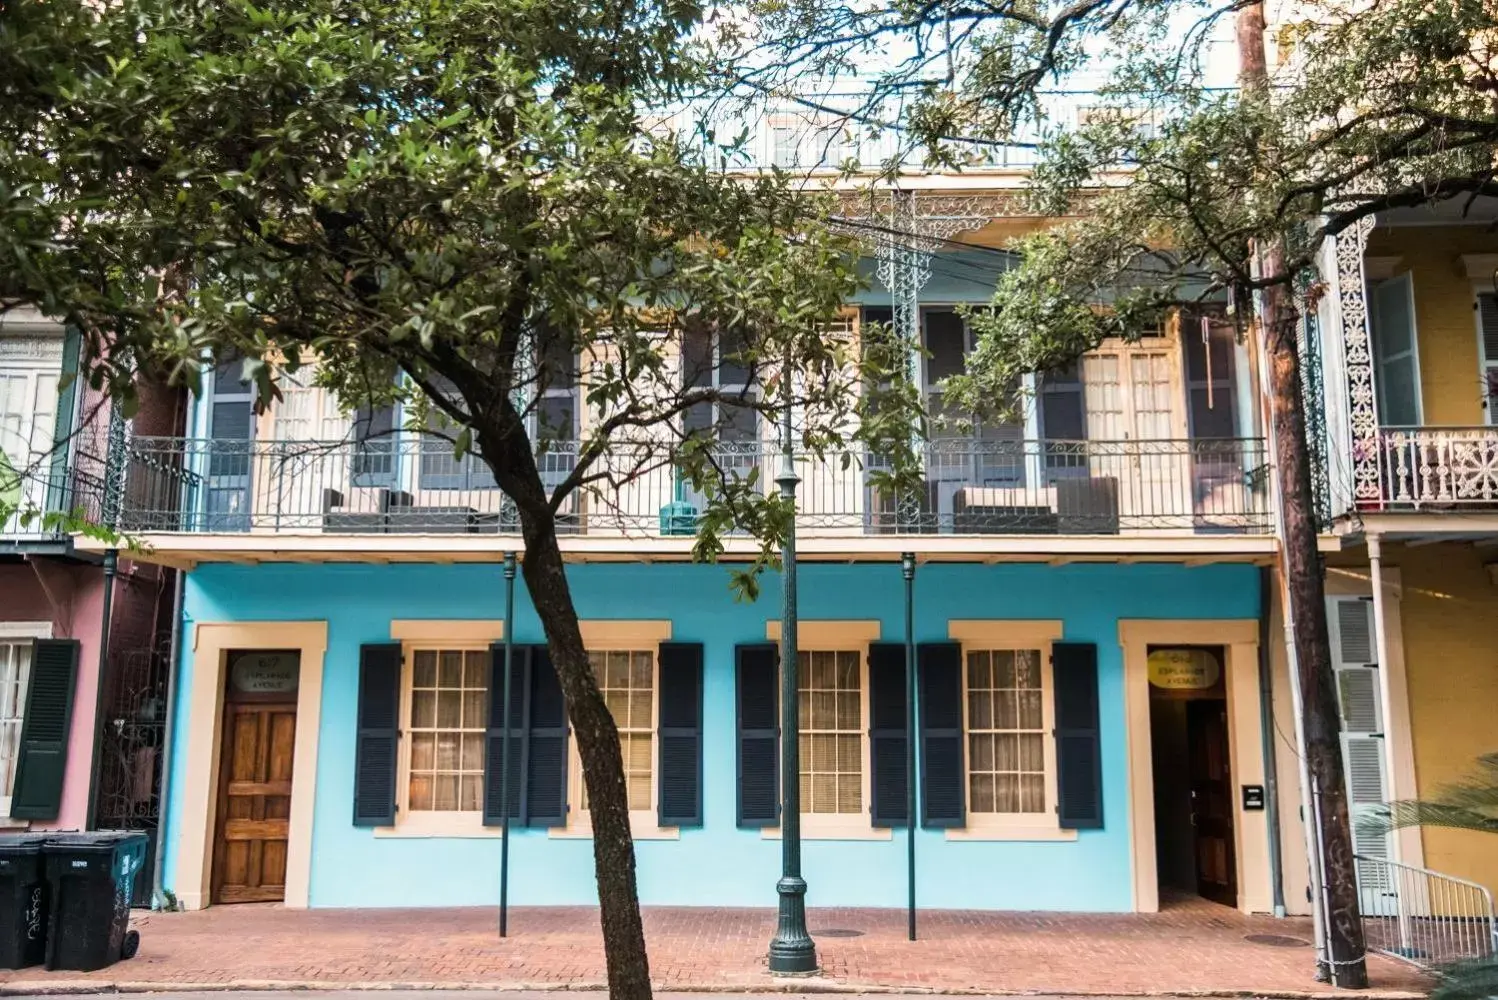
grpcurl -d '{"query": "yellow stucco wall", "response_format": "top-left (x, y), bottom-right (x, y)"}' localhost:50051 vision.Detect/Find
top-left (1365, 226), bottom-right (1497, 426)
top-left (1388, 541), bottom-right (1498, 892)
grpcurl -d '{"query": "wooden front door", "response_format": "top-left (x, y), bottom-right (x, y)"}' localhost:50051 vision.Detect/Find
top-left (212, 698), bottom-right (297, 903)
top-left (1187, 698), bottom-right (1237, 906)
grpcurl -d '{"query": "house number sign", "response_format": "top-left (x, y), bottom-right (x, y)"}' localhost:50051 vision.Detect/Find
top-left (1146, 648), bottom-right (1221, 690)
top-left (229, 651), bottom-right (300, 695)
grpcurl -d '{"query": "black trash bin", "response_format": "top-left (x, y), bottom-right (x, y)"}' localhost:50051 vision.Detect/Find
top-left (43, 832), bottom-right (147, 971)
top-left (0, 834), bottom-right (50, 969)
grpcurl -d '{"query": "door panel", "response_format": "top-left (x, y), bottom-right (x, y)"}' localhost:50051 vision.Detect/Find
top-left (1187, 699), bottom-right (1237, 907)
top-left (212, 701), bottom-right (297, 904)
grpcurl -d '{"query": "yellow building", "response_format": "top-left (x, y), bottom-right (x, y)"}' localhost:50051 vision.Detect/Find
top-left (1315, 206), bottom-right (1498, 897)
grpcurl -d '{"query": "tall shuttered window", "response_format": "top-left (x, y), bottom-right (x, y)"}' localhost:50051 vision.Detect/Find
top-left (964, 649), bottom-right (1048, 815)
top-left (578, 649), bottom-right (656, 813)
top-left (797, 650), bottom-right (863, 815)
top-left (405, 649), bottom-right (488, 813)
top-left (0, 640), bottom-right (32, 801)
top-left (1478, 294), bottom-right (1498, 425)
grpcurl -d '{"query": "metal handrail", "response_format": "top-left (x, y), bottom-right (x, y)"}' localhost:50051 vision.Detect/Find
top-left (1355, 853), bottom-right (1498, 968)
top-left (109, 434), bottom-right (1272, 537)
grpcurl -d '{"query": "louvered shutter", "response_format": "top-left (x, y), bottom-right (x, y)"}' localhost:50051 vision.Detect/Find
top-left (657, 642), bottom-right (704, 827)
top-left (353, 643), bottom-right (401, 827)
top-left (523, 644), bottom-right (568, 827)
top-left (1371, 275), bottom-right (1422, 426)
top-left (918, 642), bottom-right (965, 828)
top-left (1327, 597), bottom-right (1390, 878)
top-left (1478, 294), bottom-right (1498, 423)
top-left (735, 643), bottom-right (779, 827)
top-left (1053, 642), bottom-right (1104, 830)
top-left (868, 643), bottom-right (909, 827)
top-left (482, 641), bottom-right (525, 826)
top-left (9, 639), bottom-right (80, 820)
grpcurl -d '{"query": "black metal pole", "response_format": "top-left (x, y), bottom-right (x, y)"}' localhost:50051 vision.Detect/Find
top-left (84, 548), bottom-right (118, 831)
top-left (767, 378), bottom-right (816, 975)
top-left (902, 551), bottom-right (917, 941)
top-left (499, 552), bottom-right (517, 937)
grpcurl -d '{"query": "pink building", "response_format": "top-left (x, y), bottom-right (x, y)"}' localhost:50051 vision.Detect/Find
top-left (2, 308), bottom-right (180, 899)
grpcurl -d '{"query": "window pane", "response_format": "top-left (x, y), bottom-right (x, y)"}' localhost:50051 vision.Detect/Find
top-left (966, 647), bottom-right (1048, 816)
top-left (439, 651), bottom-right (464, 689)
top-left (683, 327), bottom-right (713, 388)
top-left (589, 648), bottom-right (656, 815)
top-left (406, 646), bottom-right (489, 812)
top-left (413, 651), bottom-right (437, 689)
top-left (797, 647), bottom-right (863, 815)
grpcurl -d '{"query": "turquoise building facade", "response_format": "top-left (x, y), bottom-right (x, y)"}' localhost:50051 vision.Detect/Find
top-left (160, 559), bottom-right (1265, 912)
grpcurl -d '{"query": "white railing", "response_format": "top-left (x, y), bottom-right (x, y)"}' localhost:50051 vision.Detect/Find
top-left (1356, 854), bottom-right (1498, 968)
top-left (1377, 426), bottom-right (1498, 509)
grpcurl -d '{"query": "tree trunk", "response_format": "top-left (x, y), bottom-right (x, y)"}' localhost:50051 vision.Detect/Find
top-left (1238, 4), bottom-right (1368, 987)
top-left (520, 517), bottom-right (652, 1000)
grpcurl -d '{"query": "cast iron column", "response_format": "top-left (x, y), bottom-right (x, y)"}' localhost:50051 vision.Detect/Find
top-left (903, 551), bottom-right (917, 940)
top-left (767, 383), bottom-right (816, 975)
top-left (498, 552), bottom-right (517, 936)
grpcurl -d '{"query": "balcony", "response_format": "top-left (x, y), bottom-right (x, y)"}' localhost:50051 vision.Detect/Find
top-left (1375, 427), bottom-right (1498, 510)
top-left (109, 436), bottom-right (1271, 544)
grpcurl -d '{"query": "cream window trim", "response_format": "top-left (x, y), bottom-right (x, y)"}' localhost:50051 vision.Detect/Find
top-left (954, 626), bottom-right (1062, 832)
top-left (761, 820), bottom-right (893, 842)
top-left (0, 622), bottom-right (52, 640)
top-left (948, 620), bottom-right (1063, 646)
top-left (579, 620), bottom-right (672, 646)
top-left (391, 620), bottom-right (505, 642)
top-left (765, 619), bottom-right (881, 645)
top-left (945, 825), bottom-right (1077, 842)
top-left (549, 816), bottom-right (680, 840)
top-left (374, 812), bottom-right (502, 838)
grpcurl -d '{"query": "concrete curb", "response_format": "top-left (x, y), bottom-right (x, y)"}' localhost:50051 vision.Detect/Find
top-left (0, 981), bottom-right (1431, 998)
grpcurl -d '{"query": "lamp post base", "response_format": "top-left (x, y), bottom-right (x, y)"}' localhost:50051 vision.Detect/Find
top-left (767, 875), bottom-right (818, 974)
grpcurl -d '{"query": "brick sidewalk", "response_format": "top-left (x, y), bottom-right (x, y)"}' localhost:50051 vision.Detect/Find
top-left (0, 897), bottom-right (1429, 996)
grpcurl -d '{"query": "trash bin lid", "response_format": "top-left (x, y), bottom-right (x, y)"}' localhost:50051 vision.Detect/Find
top-left (0, 833), bottom-right (49, 853)
top-left (43, 832), bottom-right (137, 850)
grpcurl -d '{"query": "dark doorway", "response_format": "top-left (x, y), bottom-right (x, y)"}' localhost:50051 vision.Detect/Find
top-left (1148, 645), bottom-right (1237, 908)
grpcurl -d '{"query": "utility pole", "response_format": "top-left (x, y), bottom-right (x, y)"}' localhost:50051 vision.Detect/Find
top-left (1236, 3), bottom-right (1368, 987)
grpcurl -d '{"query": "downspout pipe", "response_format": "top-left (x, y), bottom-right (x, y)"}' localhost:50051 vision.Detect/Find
top-left (1257, 566), bottom-right (1287, 918)
top-left (84, 549), bottom-right (118, 831)
top-left (151, 566), bottom-right (186, 909)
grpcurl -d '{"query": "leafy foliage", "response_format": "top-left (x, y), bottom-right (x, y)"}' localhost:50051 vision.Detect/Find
top-left (0, 1), bottom-right (922, 996)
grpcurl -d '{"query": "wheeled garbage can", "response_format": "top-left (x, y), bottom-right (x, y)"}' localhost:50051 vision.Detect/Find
top-left (0, 834), bottom-right (50, 969)
top-left (43, 831), bottom-right (147, 971)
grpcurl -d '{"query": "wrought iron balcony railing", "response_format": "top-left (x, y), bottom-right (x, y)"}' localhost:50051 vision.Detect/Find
top-left (1375, 426), bottom-right (1498, 510)
top-left (108, 435), bottom-right (1271, 538)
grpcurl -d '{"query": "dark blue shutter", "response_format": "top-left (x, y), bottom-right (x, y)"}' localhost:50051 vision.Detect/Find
top-left (735, 643), bottom-right (779, 827)
top-left (1053, 641), bottom-right (1103, 830)
top-left (523, 644), bottom-right (568, 827)
top-left (353, 643), bottom-right (401, 827)
top-left (918, 642), bottom-right (965, 828)
top-left (482, 641), bottom-right (525, 826)
top-left (9, 639), bottom-right (80, 820)
top-left (657, 642), bottom-right (704, 827)
top-left (868, 642), bottom-right (908, 828)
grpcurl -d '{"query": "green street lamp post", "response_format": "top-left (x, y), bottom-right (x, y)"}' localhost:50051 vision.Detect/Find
top-left (767, 383), bottom-right (817, 975)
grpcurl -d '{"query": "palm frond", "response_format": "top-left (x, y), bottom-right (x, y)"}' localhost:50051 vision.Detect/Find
top-left (1370, 753), bottom-right (1498, 836)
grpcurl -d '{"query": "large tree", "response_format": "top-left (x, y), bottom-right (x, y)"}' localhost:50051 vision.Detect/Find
top-left (0, 1), bottom-right (919, 996)
top-left (742, 0), bottom-right (1498, 987)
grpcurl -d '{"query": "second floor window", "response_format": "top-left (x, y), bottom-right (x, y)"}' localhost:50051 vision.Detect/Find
top-left (682, 326), bottom-right (758, 447)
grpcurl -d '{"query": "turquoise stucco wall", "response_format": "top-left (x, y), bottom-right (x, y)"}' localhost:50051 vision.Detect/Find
top-left (163, 560), bottom-right (1259, 911)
